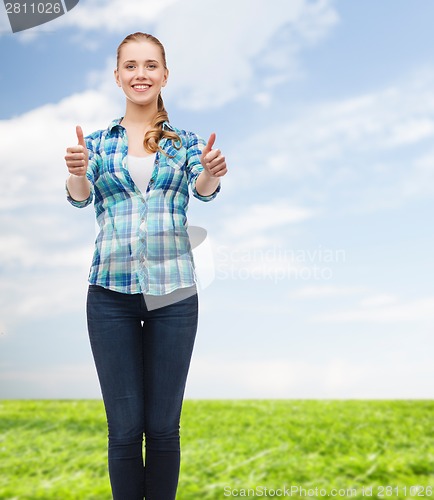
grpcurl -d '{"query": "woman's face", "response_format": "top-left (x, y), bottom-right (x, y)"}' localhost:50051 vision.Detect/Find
top-left (114, 41), bottom-right (168, 107)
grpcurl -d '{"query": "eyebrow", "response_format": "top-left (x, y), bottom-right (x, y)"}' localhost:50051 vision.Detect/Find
top-left (123, 59), bottom-right (159, 64)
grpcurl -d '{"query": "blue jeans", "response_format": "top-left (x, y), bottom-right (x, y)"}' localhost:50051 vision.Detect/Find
top-left (86, 284), bottom-right (198, 500)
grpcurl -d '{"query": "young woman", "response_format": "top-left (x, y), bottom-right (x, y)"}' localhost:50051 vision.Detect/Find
top-left (64, 32), bottom-right (227, 500)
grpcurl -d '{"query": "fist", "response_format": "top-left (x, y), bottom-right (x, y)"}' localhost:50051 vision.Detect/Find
top-left (64, 125), bottom-right (89, 176)
top-left (200, 133), bottom-right (227, 177)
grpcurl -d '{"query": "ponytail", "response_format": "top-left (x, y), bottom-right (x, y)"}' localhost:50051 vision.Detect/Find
top-left (143, 94), bottom-right (181, 156)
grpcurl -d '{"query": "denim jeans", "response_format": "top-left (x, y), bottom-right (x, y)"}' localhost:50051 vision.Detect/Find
top-left (86, 284), bottom-right (198, 500)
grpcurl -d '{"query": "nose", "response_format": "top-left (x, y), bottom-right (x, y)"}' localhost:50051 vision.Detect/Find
top-left (136, 65), bottom-right (148, 79)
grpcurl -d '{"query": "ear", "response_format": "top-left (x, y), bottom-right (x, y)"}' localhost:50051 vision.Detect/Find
top-left (114, 68), bottom-right (121, 87)
top-left (162, 68), bottom-right (169, 87)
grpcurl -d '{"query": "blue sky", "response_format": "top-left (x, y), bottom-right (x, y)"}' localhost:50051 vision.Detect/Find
top-left (1, 0), bottom-right (434, 399)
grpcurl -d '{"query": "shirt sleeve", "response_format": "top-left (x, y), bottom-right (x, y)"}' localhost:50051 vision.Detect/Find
top-left (65, 133), bottom-right (99, 208)
top-left (186, 131), bottom-right (221, 202)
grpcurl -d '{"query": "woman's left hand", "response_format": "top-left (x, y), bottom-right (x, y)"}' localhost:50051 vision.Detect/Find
top-left (200, 133), bottom-right (228, 177)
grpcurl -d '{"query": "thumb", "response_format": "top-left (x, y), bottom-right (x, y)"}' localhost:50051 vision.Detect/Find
top-left (76, 125), bottom-right (86, 147)
top-left (203, 133), bottom-right (216, 155)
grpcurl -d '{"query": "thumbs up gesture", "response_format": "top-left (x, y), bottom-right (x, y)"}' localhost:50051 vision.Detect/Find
top-left (64, 125), bottom-right (89, 176)
top-left (200, 133), bottom-right (227, 178)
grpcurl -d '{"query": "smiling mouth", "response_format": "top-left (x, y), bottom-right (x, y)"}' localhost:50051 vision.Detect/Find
top-left (132, 84), bottom-right (151, 91)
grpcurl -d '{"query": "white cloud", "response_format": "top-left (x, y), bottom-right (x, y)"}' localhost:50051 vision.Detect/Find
top-left (0, 363), bottom-right (100, 398)
top-left (220, 200), bottom-right (314, 238)
top-left (358, 294), bottom-right (399, 307)
top-left (0, 2), bottom-right (10, 35)
top-left (314, 295), bottom-right (434, 323)
top-left (253, 92), bottom-right (272, 108)
top-left (400, 148), bottom-right (434, 198)
top-left (186, 355), bottom-right (434, 398)
top-left (63, 0), bottom-right (179, 31)
top-left (157, 0), bottom-right (338, 109)
top-left (288, 285), bottom-right (367, 299)
top-left (0, 85), bottom-right (123, 209)
top-left (228, 68), bottom-right (434, 211)
top-left (0, 269), bottom-right (90, 325)
top-left (6, 0), bottom-right (180, 39)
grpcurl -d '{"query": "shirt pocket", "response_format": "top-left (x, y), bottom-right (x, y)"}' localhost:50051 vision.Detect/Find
top-left (162, 145), bottom-right (187, 171)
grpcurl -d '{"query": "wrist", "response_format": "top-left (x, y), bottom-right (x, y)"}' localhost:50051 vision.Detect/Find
top-left (69, 172), bottom-right (87, 180)
top-left (200, 168), bottom-right (213, 179)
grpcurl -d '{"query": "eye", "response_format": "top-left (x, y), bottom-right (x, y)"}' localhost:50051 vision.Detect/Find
top-left (126, 64), bottom-right (136, 69)
top-left (147, 64), bottom-right (157, 70)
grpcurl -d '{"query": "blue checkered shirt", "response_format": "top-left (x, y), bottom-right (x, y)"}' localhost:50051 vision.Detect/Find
top-left (66, 118), bottom-right (220, 295)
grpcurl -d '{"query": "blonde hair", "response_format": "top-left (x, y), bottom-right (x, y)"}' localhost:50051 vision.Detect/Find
top-left (116, 32), bottom-right (181, 155)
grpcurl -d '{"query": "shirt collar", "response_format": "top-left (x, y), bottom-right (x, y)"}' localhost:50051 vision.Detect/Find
top-left (108, 118), bottom-right (174, 133)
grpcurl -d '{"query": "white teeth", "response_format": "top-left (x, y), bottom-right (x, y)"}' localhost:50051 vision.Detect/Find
top-left (133, 85), bottom-right (149, 89)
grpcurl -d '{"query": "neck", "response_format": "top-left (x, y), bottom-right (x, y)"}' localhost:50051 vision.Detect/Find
top-left (122, 99), bottom-right (158, 129)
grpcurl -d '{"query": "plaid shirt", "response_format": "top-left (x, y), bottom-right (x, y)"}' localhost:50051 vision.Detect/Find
top-left (66, 118), bottom-right (220, 295)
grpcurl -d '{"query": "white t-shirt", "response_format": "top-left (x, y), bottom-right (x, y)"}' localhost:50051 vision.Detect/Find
top-left (127, 153), bottom-right (156, 193)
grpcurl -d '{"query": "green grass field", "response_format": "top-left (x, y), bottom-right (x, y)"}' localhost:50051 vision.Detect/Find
top-left (1, 400), bottom-right (434, 499)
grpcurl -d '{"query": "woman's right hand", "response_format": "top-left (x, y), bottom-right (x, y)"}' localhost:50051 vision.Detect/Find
top-left (65, 125), bottom-right (89, 176)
